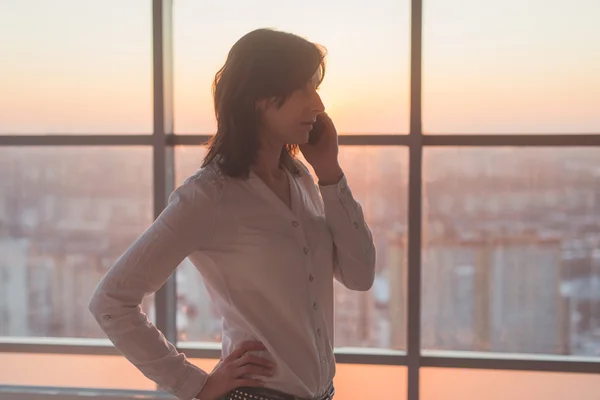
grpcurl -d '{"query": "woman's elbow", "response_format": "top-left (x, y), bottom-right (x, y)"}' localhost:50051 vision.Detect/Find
top-left (88, 284), bottom-right (127, 324)
top-left (88, 287), bottom-right (110, 322)
top-left (342, 252), bottom-right (376, 291)
top-left (351, 266), bottom-right (375, 291)
top-left (357, 247), bottom-right (377, 290)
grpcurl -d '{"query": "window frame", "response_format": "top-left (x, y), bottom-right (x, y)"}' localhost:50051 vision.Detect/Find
top-left (1, 1), bottom-right (599, 399)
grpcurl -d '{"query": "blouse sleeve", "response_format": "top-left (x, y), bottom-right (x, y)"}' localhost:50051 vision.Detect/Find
top-left (294, 159), bottom-right (376, 292)
top-left (319, 175), bottom-right (377, 291)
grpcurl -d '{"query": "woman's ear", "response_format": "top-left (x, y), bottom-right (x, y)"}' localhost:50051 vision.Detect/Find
top-left (255, 98), bottom-right (273, 130)
top-left (255, 97), bottom-right (277, 112)
top-left (255, 98), bottom-right (267, 112)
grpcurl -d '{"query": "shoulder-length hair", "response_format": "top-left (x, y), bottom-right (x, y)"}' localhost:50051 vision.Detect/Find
top-left (202, 28), bottom-right (327, 178)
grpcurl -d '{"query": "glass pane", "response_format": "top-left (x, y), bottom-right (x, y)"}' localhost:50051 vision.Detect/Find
top-left (1, 352), bottom-right (405, 398)
top-left (174, 146), bottom-right (220, 343)
top-left (174, 147), bottom-right (215, 343)
top-left (0, 353), bottom-right (156, 390)
top-left (422, 148), bottom-right (600, 358)
top-left (332, 364), bottom-right (406, 400)
top-left (0, 147), bottom-right (154, 339)
top-left (175, 146), bottom-right (408, 350)
top-left (423, 0), bottom-right (600, 134)
top-left (173, 0), bottom-right (410, 134)
top-left (0, 1), bottom-right (152, 134)
top-left (332, 147), bottom-right (408, 349)
top-left (186, 361), bottom-right (407, 400)
top-left (421, 368), bottom-right (600, 400)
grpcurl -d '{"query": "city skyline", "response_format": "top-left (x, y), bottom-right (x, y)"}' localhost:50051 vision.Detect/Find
top-left (1, 147), bottom-right (599, 358)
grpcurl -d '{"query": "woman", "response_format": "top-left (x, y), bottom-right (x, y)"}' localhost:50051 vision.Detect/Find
top-left (89, 28), bottom-right (376, 400)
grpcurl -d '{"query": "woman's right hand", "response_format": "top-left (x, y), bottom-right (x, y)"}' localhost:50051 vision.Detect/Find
top-left (194, 341), bottom-right (276, 400)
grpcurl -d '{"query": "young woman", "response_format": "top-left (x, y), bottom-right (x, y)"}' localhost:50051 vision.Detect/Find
top-left (89, 28), bottom-right (376, 400)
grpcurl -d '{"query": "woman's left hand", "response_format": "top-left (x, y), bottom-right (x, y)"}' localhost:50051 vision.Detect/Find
top-left (299, 113), bottom-right (344, 185)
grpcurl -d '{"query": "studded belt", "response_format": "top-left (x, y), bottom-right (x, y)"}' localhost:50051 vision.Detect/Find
top-left (226, 383), bottom-right (334, 400)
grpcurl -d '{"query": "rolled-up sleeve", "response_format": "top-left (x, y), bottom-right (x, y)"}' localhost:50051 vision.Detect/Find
top-left (319, 175), bottom-right (376, 291)
top-left (88, 177), bottom-right (215, 400)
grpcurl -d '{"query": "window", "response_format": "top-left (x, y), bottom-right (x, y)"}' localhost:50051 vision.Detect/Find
top-left (173, 147), bottom-right (217, 343)
top-left (0, 352), bottom-right (406, 400)
top-left (174, 146), bottom-right (408, 350)
top-left (173, 0), bottom-right (410, 134)
top-left (421, 368), bottom-right (600, 400)
top-left (0, 1), bottom-right (152, 134)
top-left (2, 0), bottom-right (600, 399)
top-left (0, 353), bottom-right (155, 390)
top-left (330, 147), bottom-right (408, 349)
top-left (422, 148), bottom-right (600, 357)
top-left (423, 0), bottom-right (600, 134)
top-left (0, 147), bottom-right (154, 339)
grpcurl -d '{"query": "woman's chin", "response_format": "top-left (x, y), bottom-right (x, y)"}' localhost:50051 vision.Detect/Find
top-left (287, 132), bottom-right (310, 145)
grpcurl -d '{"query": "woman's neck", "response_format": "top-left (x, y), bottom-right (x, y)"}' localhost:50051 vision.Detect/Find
top-left (253, 138), bottom-right (285, 179)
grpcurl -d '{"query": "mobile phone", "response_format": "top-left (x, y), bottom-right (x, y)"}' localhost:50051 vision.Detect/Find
top-left (308, 116), bottom-right (327, 145)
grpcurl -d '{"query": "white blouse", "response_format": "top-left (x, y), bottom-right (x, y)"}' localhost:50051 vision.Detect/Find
top-left (88, 159), bottom-right (376, 400)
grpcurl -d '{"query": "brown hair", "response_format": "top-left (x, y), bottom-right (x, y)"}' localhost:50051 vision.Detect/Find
top-left (202, 28), bottom-right (327, 178)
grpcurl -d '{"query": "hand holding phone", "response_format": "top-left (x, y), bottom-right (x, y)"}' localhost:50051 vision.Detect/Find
top-left (307, 114), bottom-right (327, 145)
top-left (300, 112), bottom-right (342, 183)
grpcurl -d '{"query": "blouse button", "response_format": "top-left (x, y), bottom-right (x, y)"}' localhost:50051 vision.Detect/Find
top-left (309, 274), bottom-right (314, 282)
top-left (292, 220), bottom-right (299, 227)
top-left (303, 247), bottom-right (309, 255)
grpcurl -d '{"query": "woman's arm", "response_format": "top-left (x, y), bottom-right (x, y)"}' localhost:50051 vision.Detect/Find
top-left (318, 175), bottom-right (376, 291)
top-left (298, 113), bottom-right (376, 291)
top-left (88, 175), bottom-right (216, 400)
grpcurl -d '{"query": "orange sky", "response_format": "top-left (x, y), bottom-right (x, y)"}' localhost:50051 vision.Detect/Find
top-left (1, 0), bottom-right (599, 135)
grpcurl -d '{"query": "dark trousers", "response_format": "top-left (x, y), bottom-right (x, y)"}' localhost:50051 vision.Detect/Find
top-left (221, 383), bottom-right (335, 400)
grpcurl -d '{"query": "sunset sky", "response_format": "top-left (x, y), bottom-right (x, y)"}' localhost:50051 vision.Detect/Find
top-left (1, 0), bottom-right (599, 135)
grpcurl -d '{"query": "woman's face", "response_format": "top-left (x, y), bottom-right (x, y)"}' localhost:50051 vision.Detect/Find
top-left (257, 70), bottom-right (325, 146)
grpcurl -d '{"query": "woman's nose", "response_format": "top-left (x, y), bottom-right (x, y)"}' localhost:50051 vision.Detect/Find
top-left (312, 91), bottom-right (325, 113)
